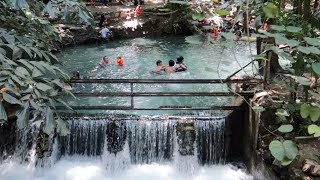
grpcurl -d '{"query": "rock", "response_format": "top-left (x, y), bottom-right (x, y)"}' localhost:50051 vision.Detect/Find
top-left (302, 159), bottom-right (320, 177)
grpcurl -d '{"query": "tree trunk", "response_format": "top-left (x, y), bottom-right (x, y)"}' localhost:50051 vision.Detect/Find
top-left (303, 0), bottom-right (311, 21)
top-left (243, 10), bottom-right (249, 35)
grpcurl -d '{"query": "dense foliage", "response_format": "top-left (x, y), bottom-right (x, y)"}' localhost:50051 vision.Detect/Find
top-left (0, 0), bottom-right (94, 135)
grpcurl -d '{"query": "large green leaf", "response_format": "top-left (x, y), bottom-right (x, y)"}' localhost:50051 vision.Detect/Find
top-left (278, 124), bottom-right (293, 133)
top-left (283, 140), bottom-right (298, 160)
top-left (16, 102), bottom-right (30, 129)
top-left (15, 66), bottom-right (30, 77)
top-left (269, 140), bottom-right (285, 161)
top-left (300, 103), bottom-right (309, 118)
top-left (56, 118), bottom-right (70, 136)
top-left (286, 26), bottom-right (302, 33)
top-left (307, 46), bottom-right (320, 55)
top-left (271, 25), bottom-right (285, 31)
top-left (43, 106), bottom-right (55, 135)
top-left (0, 101), bottom-right (7, 121)
top-left (297, 46), bottom-right (311, 54)
top-left (2, 92), bottom-right (22, 105)
top-left (309, 106), bottom-right (320, 122)
top-left (312, 62), bottom-right (320, 76)
top-left (303, 37), bottom-right (320, 46)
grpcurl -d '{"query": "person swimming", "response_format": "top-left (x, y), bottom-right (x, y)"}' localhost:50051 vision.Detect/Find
top-left (175, 56), bottom-right (187, 72)
top-left (150, 60), bottom-right (165, 74)
top-left (99, 56), bottom-right (109, 67)
top-left (116, 56), bottom-right (124, 66)
top-left (164, 60), bottom-right (177, 73)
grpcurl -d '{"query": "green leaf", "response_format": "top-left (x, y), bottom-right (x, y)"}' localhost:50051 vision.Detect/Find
top-left (36, 82), bottom-right (52, 92)
top-left (2, 92), bottom-right (22, 105)
top-left (274, 33), bottom-right (288, 45)
top-left (297, 46), bottom-right (311, 54)
top-left (9, 74), bottom-right (24, 86)
top-left (281, 157), bottom-right (293, 166)
top-left (215, 9), bottom-right (230, 16)
top-left (278, 124), bottom-right (293, 133)
top-left (0, 101), bottom-right (7, 121)
top-left (271, 25), bottom-right (286, 31)
top-left (17, 45), bottom-right (32, 58)
top-left (276, 109), bottom-right (289, 117)
top-left (283, 140), bottom-right (298, 160)
top-left (16, 102), bottom-right (30, 129)
top-left (30, 100), bottom-right (44, 112)
top-left (309, 106), bottom-right (320, 122)
top-left (304, 37), bottom-right (320, 46)
top-left (308, 124), bottom-right (320, 134)
top-left (252, 106), bottom-right (265, 113)
top-left (286, 26), bottom-right (302, 33)
top-left (43, 106), bottom-right (55, 135)
top-left (18, 59), bottom-right (34, 71)
top-left (286, 39), bottom-right (299, 47)
top-left (15, 66), bottom-right (30, 77)
top-left (307, 46), bottom-right (320, 55)
top-left (32, 67), bottom-right (43, 78)
top-left (56, 118), bottom-right (70, 136)
top-left (262, 3), bottom-right (279, 19)
top-left (269, 140), bottom-right (285, 161)
top-left (300, 103), bottom-right (309, 118)
top-left (51, 79), bottom-right (64, 88)
top-left (295, 76), bottom-right (310, 86)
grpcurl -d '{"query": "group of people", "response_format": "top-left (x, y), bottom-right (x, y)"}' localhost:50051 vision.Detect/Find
top-left (151, 56), bottom-right (187, 74)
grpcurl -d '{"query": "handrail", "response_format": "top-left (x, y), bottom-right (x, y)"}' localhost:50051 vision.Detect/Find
top-left (61, 78), bottom-right (257, 111)
top-left (70, 92), bottom-right (254, 97)
top-left (69, 78), bottom-right (263, 84)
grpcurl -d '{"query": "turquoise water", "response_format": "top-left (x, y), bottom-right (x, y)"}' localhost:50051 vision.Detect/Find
top-left (58, 36), bottom-right (256, 114)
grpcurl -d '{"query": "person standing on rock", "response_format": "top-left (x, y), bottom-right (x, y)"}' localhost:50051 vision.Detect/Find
top-left (100, 26), bottom-right (111, 39)
top-left (99, 14), bottom-right (106, 28)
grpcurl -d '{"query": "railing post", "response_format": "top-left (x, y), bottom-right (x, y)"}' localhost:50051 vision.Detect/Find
top-left (130, 82), bottom-right (134, 109)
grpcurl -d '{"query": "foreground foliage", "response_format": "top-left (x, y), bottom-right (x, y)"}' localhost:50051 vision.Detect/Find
top-left (0, 0), bottom-right (94, 135)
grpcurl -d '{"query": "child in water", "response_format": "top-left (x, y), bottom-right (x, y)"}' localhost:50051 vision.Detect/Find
top-left (116, 56), bottom-right (124, 66)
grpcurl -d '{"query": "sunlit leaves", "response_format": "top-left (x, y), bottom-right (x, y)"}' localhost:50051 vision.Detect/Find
top-left (278, 124), bottom-right (293, 133)
top-left (192, 13), bottom-right (205, 21)
top-left (262, 3), bottom-right (279, 19)
top-left (307, 124), bottom-right (320, 137)
top-left (252, 106), bottom-right (265, 113)
top-left (215, 9), bottom-right (229, 16)
top-left (56, 118), bottom-right (70, 136)
top-left (300, 103), bottom-right (320, 122)
top-left (43, 106), bottom-right (55, 135)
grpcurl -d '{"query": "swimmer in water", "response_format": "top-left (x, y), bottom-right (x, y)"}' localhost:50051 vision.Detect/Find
top-left (100, 56), bottom-right (109, 67)
top-left (164, 60), bottom-right (177, 73)
top-left (116, 56), bottom-right (124, 66)
top-left (175, 56), bottom-right (187, 72)
top-left (150, 60), bottom-right (165, 74)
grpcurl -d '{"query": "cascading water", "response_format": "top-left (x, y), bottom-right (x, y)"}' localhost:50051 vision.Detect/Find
top-left (0, 116), bottom-right (252, 180)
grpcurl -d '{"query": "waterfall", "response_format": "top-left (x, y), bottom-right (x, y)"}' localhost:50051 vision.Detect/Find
top-left (1, 116), bottom-right (227, 171)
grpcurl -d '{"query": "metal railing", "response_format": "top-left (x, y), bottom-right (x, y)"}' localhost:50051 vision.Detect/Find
top-left (59, 78), bottom-right (261, 111)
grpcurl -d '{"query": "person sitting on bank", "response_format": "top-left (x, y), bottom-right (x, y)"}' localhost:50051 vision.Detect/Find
top-left (164, 60), bottom-right (177, 73)
top-left (99, 56), bottom-right (109, 67)
top-left (150, 60), bottom-right (165, 74)
top-left (100, 26), bottom-right (111, 39)
top-left (175, 56), bottom-right (187, 72)
top-left (116, 56), bottom-right (124, 66)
